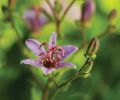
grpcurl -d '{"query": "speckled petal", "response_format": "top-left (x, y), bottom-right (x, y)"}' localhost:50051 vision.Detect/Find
top-left (26, 39), bottom-right (46, 56)
top-left (49, 32), bottom-right (57, 48)
top-left (20, 59), bottom-right (41, 66)
top-left (20, 59), bottom-right (55, 75)
top-left (62, 45), bottom-right (78, 60)
top-left (56, 62), bottom-right (76, 69)
top-left (40, 67), bottom-right (56, 75)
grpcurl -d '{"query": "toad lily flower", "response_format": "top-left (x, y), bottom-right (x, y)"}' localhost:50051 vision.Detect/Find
top-left (21, 32), bottom-right (78, 75)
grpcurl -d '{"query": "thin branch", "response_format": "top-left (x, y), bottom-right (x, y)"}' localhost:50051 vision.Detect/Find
top-left (48, 58), bottom-right (89, 100)
top-left (8, 8), bottom-right (24, 52)
top-left (8, 8), bottom-right (45, 93)
top-left (46, 0), bottom-right (59, 21)
top-left (11, 18), bottom-right (23, 47)
top-left (69, 25), bottom-right (87, 62)
top-left (60, 0), bottom-right (77, 22)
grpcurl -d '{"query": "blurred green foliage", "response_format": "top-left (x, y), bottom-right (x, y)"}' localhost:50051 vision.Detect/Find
top-left (0, 0), bottom-right (120, 100)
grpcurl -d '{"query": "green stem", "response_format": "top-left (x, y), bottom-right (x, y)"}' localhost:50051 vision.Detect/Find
top-left (48, 56), bottom-right (94, 100)
top-left (11, 18), bottom-right (23, 47)
top-left (8, 7), bottom-right (23, 51)
top-left (60, 0), bottom-right (77, 22)
top-left (56, 20), bottom-right (61, 38)
top-left (46, 0), bottom-right (77, 38)
top-left (8, 7), bottom-right (45, 95)
top-left (31, 70), bottom-right (44, 91)
top-left (42, 78), bottom-right (52, 100)
top-left (97, 29), bottom-right (109, 39)
top-left (46, 0), bottom-right (58, 21)
top-left (58, 74), bottom-right (77, 88)
top-left (69, 25), bottom-right (87, 62)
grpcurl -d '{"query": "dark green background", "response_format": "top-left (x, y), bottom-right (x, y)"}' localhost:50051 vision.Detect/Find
top-left (0, 0), bottom-right (120, 100)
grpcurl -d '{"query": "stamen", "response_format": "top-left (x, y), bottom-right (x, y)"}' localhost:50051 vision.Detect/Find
top-left (41, 44), bottom-right (64, 68)
top-left (39, 42), bottom-right (47, 49)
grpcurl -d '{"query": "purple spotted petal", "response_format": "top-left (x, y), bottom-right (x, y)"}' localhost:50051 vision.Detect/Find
top-left (40, 67), bottom-right (56, 75)
top-left (20, 59), bottom-right (41, 66)
top-left (49, 32), bottom-right (57, 48)
top-left (26, 39), bottom-right (46, 56)
top-left (20, 59), bottom-right (55, 75)
top-left (57, 62), bottom-right (76, 69)
top-left (62, 45), bottom-right (78, 60)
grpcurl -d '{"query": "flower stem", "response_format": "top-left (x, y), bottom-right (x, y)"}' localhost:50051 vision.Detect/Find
top-left (42, 85), bottom-right (49, 100)
top-left (46, 0), bottom-right (58, 21)
top-left (69, 24), bottom-right (87, 62)
top-left (97, 25), bottom-right (116, 39)
top-left (46, 0), bottom-right (77, 38)
top-left (11, 18), bottom-right (23, 47)
top-left (60, 0), bottom-right (77, 22)
top-left (8, 6), bottom-right (24, 52)
top-left (56, 20), bottom-right (61, 38)
top-left (80, 25), bottom-right (86, 48)
top-left (45, 0), bottom-right (61, 37)
top-left (8, 7), bottom-right (45, 96)
top-left (48, 58), bottom-right (90, 100)
top-left (41, 78), bottom-right (52, 100)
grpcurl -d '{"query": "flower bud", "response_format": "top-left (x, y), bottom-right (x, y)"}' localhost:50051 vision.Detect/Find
top-left (108, 9), bottom-right (117, 21)
top-left (23, 7), bottom-right (48, 34)
top-left (8, 0), bottom-right (16, 9)
top-left (79, 59), bottom-right (93, 74)
top-left (85, 38), bottom-right (100, 58)
top-left (81, 73), bottom-right (91, 78)
top-left (81, 0), bottom-right (96, 26)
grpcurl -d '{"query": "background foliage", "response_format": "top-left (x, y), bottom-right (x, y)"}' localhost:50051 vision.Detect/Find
top-left (0, 0), bottom-right (120, 100)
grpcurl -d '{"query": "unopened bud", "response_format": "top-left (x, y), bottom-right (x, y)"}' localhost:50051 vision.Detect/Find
top-left (23, 7), bottom-right (48, 33)
top-left (85, 38), bottom-right (100, 58)
top-left (81, 73), bottom-right (91, 78)
top-left (81, 0), bottom-right (96, 26)
top-left (79, 59), bottom-right (93, 74)
top-left (108, 9), bottom-right (117, 21)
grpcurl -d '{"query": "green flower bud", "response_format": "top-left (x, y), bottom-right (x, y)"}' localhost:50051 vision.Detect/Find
top-left (85, 38), bottom-right (100, 58)
top-left (81, 73), bottom-right (91, 78)
top-left (108, 9), bottom-right (117, 21)
top-left (79, 59), bottom-right (93, 74)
